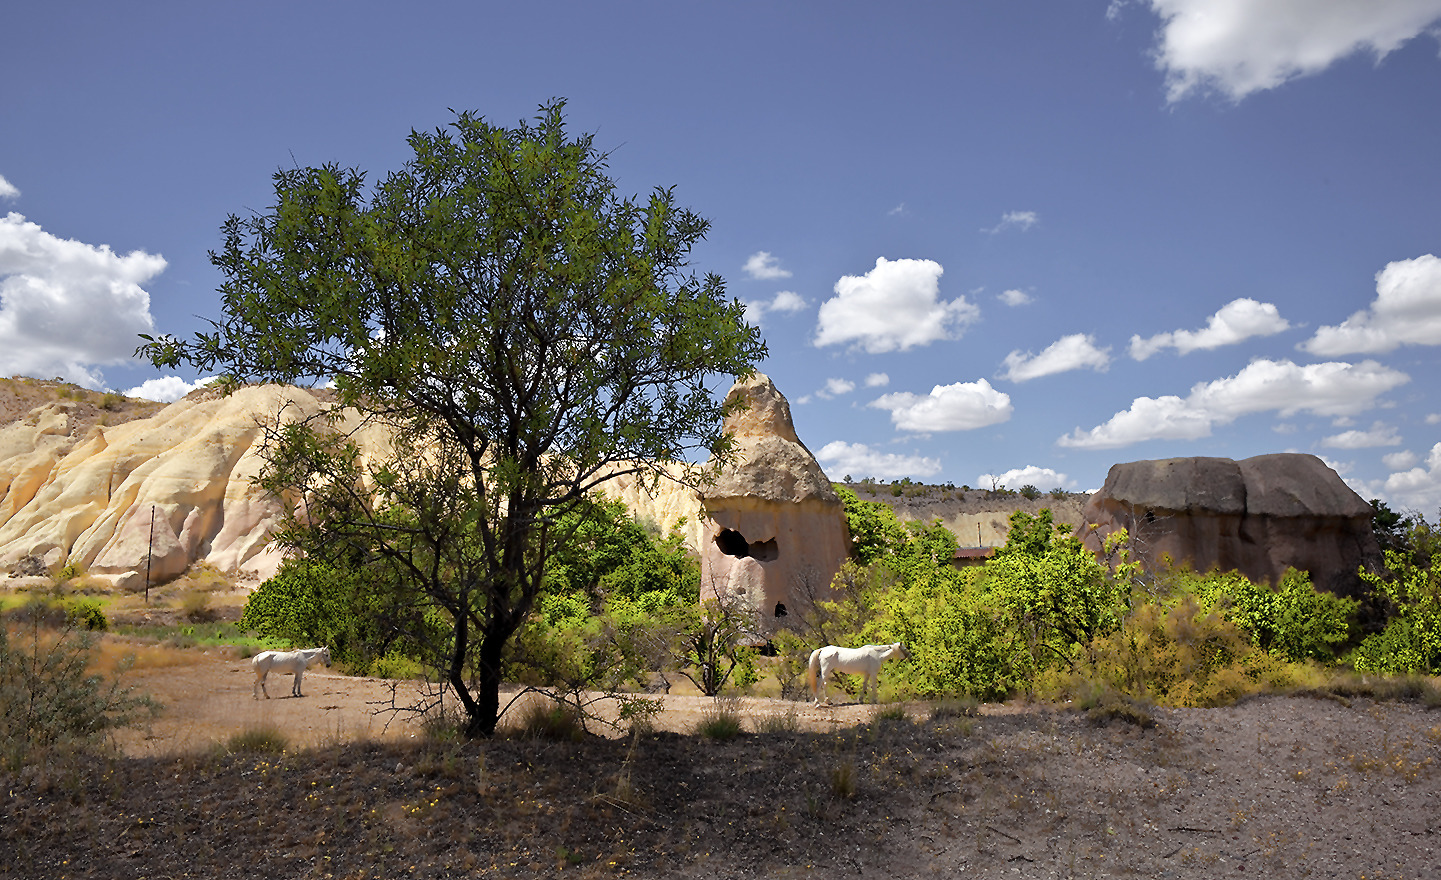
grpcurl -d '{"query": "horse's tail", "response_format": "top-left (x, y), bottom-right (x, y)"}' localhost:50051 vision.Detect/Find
top-left (807, 648), bottom-right (821, 700)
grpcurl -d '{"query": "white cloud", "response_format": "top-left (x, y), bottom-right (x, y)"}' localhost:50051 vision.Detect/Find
top-left (0, 175), bottom-right (18, 200)
top-left (814, 257), bottom-right (977, 353)
top-left (1384, 449), bottom-right (1420, 470)
top-left (999, 333), bottom-right (1111, 382)
top-left (741, 289), bottom-right (807, 327)
top-left (1059, 358), bottom-right (1409, 449)
top-left (0, 212), bottom-right (164, 388)
top-left (1320, 421), bottom-right (1402, 449)
top-left (982, 210), bottom-right (1039, 234)
top-left (1301, 254), bottom-right (1441, 355)
top-left (1147, 0), bottom-right (1441, 103)
top-left (888, 203), bottom-right (907, 216)
top-left (122, 375), bottom-right (217, 402)
top-left (998, 289), bottom-right (1033, 307)
top-left (977, 465), bottom-right (1075, 492)
top-left (1130, 298), bottom-right (1290, 360)
top-left (1428, 413), bottom-right (1441, 425)
top-left (1382, 442), bottom-right (1441, 510)
top-left (814, 377), bottom-right (857, 400)
top-left (816, 440), bottom-right (942, 481)
top-left (742, 251), bottom-right (792, 280)
top-left (864, 372), bottom-right (890, 388)
top-left (870, 379), bottom-right (1013, 432)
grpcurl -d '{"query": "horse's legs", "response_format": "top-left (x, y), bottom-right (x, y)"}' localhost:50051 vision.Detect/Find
top-left (293, 668), bottom-right (304, 697)
top-left (818, 659), bottom-right (830, 705)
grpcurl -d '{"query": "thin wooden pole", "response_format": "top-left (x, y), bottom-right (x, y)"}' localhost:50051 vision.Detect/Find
top-left (145, 504), bottom-right (155, 604)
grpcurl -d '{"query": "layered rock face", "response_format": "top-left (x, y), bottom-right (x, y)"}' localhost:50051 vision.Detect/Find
top-left (0, 385), bottom-right (345, 588)
top-left (698, 374), bottom-right (851, 639)
top-left (1080, 454), bottom-right (1381, 597)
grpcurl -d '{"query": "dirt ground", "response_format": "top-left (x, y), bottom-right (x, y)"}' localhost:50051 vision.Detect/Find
top-left (5, 651), bottom-right (1436, 879)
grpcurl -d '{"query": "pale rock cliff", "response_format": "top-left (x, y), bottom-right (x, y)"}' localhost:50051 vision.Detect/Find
top-left (0, 385), bottom-right (341, 588)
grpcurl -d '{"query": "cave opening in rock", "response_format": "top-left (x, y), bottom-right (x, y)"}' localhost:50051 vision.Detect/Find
top-left (715, 528), bottom-right (750, 558)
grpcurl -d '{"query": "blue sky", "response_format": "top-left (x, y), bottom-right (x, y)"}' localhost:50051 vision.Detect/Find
top-left (4, 1), bottom-right (1441, 509)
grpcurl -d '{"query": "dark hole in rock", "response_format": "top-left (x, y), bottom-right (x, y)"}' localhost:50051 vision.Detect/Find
top-left (1145, 509), bottom-right (1156, 524)
top-left (749, 539), bottom-right (778, 562)
top-left (715, 528), bottom-right (750, 558)
top-left (774, 602), bottom-right (787, 618)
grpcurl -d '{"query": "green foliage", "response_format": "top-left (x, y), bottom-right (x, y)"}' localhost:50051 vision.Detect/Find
top-left (61, 598), bottom-right (108, 632)
top-left (985, 511), bottom-right (1128, 673)
top-left (834, 485), bottom-right (910, 565)
top-left (241, 557), bottom-right (401, 673)
top-left (0, 624), bottom-right (157, 770)
top-left (1351, 548), bottom-right (1441, 674)
top-left (1209, 569), bottom-right (1357, 663)
top-left (1072, 597), bottom-right (1295, 707)
top-left (1018, 484), bottom-right (1041, 500)
top-left (140, 100), bottom-right (764, 738)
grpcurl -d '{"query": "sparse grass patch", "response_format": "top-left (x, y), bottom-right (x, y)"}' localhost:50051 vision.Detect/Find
top-left (695, 697), bottom-right (744, 740)
top-left (829, 759), bottom-right (857, 799)
top-left (507, 699), bottom-right (584, 741)
top-left (929, 696), bottom-right (980, 720)
top-left (1077, 685), bottom-right (1156, 728)
top-left (870, 703), bottom-right (908, 724)
top-left (226, 724), bottom-right (289, 754)
top-left (752, 708), bottom-right (800, 734)
top-left (1306, 672), bottom-right (1441, 706)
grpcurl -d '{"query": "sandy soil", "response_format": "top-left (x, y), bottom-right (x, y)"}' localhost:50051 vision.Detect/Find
top-left (46, 651), bottom-right (1435, 879)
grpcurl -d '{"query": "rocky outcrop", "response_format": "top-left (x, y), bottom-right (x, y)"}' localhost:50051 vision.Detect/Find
top-left (1080, 454), bottom-right (1381, 597)
top-left (697, 374), bottom-right (851, 639)
top-left (0, 385), bottom-right (348, 588)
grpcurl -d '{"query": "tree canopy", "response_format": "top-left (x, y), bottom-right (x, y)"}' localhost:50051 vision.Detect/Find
top-left (141, 100), bottom-right (765, 736)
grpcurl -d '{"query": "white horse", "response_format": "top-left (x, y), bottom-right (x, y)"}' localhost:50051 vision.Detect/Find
top-left (251, 646), bottom-right (331, 699)
top-left (807, 642), bottom-right (908, 705)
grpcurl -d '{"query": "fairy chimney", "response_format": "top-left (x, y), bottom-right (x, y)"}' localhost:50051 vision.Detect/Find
top-left (699, 374), bottom-right (851, 640)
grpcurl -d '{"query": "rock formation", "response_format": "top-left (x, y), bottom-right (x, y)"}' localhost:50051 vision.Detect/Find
top-left (1080, 454), bottom-right (1381, 597)
top-left (696, 374), bottom-right (851, 639)
top-left (0, 384), bottom-right (350, 588)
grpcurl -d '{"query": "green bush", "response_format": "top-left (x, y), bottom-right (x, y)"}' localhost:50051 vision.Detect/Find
top-left (0, 624), bottom-right (156, 769)
top-left (1350, 548), bottom-right (1441, 674)
top-left (1214, 569), bottom-right (1356, 663)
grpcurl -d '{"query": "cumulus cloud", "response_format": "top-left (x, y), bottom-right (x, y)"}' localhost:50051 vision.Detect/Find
top-left (816, 441), bottom-right (942, 481)
top-left (1059, 358), bottom-right (1409, 449)
top-left (1384, 449), bottom-right (1420, 470)
top-left (741, 289), bottom-right (807, 327)
top-left (1146, 0), bottom-right (1441, 103)
top-left (1382, 442), bottom-right (1441, 510)
top-left (814, 257), bottom-right (977, 353)
top-left (1320, 421), bottom-right (1402, 449)
top-left (0, 175), bottom-right (18, 200)
top-left (1130, 298), bottom-right (1291, 360)
top-left (982, 210), bottom-right (1039, 234)
top-left (999, 333), bottom-right (1111, 382)
top-left (742, 251), bottom-right (792, 280)
top-left (998, 289), bottom-right (1033, 307)
top-left (1301, 254), bottom-right (1441, 355)
top-left (0, 212), bottom-right (164, 388)
top-left (814, 377), bottom-right (857, 400)
top-left (978, 465), bottom-right (1075, 492)
top-left (122, 375), bottom-right (217, 402)
top-left (864, 372), bottom-right (890, 388)
top-left (870, 379), bottom-right (1013, 432)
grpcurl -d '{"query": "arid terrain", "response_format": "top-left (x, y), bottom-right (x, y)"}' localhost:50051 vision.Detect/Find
top-left (4, 649), bottom-right (1440, 879)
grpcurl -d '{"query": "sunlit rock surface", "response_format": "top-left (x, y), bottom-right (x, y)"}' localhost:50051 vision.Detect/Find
top-left (1080, 453), bottom-right (1381, 597)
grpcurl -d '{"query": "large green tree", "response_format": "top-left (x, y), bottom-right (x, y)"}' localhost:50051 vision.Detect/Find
top-left (141, 101), bottom-right (765, 736)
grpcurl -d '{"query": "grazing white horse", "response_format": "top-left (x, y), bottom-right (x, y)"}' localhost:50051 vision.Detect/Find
top-left (252, 646), bottom-right (331, 699)
top-left (808, 642), bottom-right (908, 705)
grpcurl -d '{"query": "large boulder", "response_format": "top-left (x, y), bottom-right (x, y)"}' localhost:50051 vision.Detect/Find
top-left (698, 374), bottom-right (851, 639)
top-left (1080, 453), bottom-right (1381, 597)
